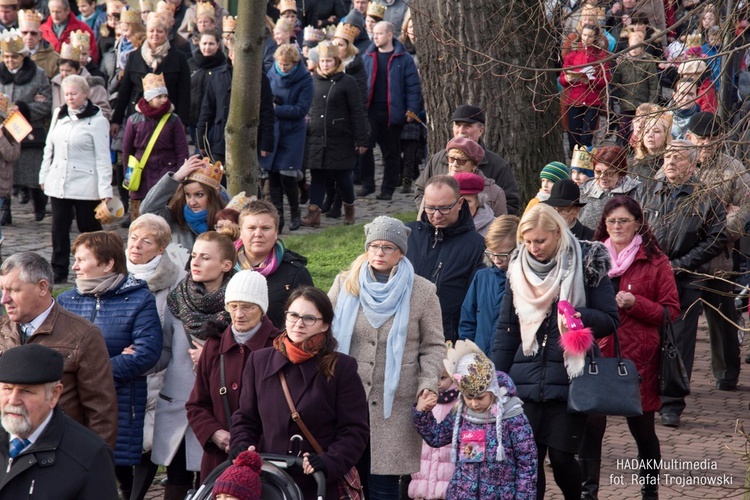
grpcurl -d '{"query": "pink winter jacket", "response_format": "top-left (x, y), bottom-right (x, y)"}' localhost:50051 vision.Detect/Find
top-left (409, 387), bottom-right (458, 500)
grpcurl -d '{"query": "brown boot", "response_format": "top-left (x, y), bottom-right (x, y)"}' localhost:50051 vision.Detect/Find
top-left (301, 204), bottom-right (321, 227)
top-left (343, 202), bottom-right (355, 225)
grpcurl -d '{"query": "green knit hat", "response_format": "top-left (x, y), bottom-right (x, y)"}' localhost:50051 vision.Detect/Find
top-left (540, 161), bottom-right (570, 183)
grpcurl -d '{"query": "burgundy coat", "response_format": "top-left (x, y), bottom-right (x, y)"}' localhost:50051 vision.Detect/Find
top-left (231, 346), bottom-right (369, 500)
top-left (186, 317), bottom-right (280, 479)
top-left (598, 248), bottom-right (680, 412)
top-left (122, 103), bottom-right (189, 201)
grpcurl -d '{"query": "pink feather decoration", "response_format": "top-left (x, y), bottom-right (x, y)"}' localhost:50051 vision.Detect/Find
top-left (559, 327), bottom-right (594, 355)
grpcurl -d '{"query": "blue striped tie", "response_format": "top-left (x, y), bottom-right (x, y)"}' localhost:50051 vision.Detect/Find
top-left (9, 437), bottom-right (29, 458)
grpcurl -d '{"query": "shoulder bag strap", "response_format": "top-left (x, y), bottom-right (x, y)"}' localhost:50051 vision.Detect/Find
top-left (139, 112), bottom-right (171, 167)
top-left (278, 371), bottom-right (324, 454)
top-left (219, 354), bottom-right (232, 428)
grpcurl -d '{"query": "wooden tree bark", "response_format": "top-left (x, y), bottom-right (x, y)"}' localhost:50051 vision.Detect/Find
top-left (224, 0), bottom-right (266, 196)
top-left (410, 0), bottom-right (565, 205)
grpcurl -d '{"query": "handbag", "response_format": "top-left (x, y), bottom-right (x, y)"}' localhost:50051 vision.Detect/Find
top-left (123, 112), bottom-right (171, 192)
top-left (279, 372), bottom-right (364, 500)
top-left (658, 307), bottom-right (691, 398)
top-left (568, 328), bottom-right (643, 417)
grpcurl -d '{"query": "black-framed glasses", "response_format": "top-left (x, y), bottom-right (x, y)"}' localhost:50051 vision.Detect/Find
top-left (485, 250), bottom-right (512, 261)
top-left (447, 155), bottom-right (470, 166)
top-left (424, 198), bottom-right (461, 215)
top-left (605, 218), bottom-right (635, 226)
top-left (285, 311), bottom-right (323, 327)
top-left (594, 169), bottom-right (617, 179)
top-left (367, 244), bottom-right (398, 255)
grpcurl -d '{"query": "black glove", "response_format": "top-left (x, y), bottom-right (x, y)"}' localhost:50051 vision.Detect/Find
top-left (306, 453), bottom-right (328, 477)
top-left (228, 445), bottom-right (245, 461)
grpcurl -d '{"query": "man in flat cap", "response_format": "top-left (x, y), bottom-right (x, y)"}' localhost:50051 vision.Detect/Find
top-left (0, 252), bottom-right (117, 447)
top-left (414, 104), bottom-right (521, 214)
top-left (686, 111), bottom-right (750, 392)
top-left (0, 344), bottom-right (118, 498)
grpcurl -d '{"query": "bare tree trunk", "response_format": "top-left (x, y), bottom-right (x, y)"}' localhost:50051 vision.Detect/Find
top-left (410, 0), bottom-right (565, 204)
top-left (225, 0), bottom-right (266, 196)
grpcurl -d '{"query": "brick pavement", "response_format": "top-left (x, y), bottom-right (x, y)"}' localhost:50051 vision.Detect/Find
top-left (4, 186), bottom-right (749, 500)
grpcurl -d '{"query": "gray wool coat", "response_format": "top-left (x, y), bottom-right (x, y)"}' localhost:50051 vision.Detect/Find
top-left (329, 269), bottom-right (445, 475)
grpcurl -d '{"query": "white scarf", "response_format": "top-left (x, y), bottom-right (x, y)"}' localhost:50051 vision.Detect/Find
top-left (127, 254), bottom-right (163, 281)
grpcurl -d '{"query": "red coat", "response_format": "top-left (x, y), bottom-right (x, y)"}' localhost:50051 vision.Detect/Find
top-left (186, 317), bottom-right (280, 479)
top-left (598, 248), bottom-right (680, 412)
top-left (560, 45), bottom-right (610, 107)
top-left (41, 13), bottom-right (98, 63)
top-left (231, 346), bottom-right (369, 500)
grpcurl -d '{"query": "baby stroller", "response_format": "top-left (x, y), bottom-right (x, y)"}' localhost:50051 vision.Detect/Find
top-left (185, 454), bottom-right (326, 500)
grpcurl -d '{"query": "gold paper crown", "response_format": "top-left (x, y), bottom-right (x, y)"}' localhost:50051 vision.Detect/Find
top-left (570, 145), bottom-right (595, 171)
top-left (142, 72), bottom-right (166, 93)
top-left (186, 158), bottom-right (224, 191)
top-left (443, 341), bottom-right (494, 398)
top-left (0, 29), bottom-right (25, 55)
top-left (196, 1), bottom-right (215, 18)
top-left (222, 15), bottom-right (237, 33)
top-left (303, 26), bottom-right (325, 42)
top-left (156, 0), bottom-right (175, 16)
top-left (147, 11), bottom-right (168, 27)
top-left (274, 18), bottom-right (294, 33)
top-left (324, 24), bottom-right (336, 40)
top-left (69, 29), bottom-right (90, 49)
top-left (686, 33), bottom-right (702, 48)
top-left (226, 191), bottom-right (250, 212)
top-left (121, 7), bottom-right (142, 24)
top-left (0, 94), bottom-right (9, 118)
top-left (318, 41), bottom-right (337, 59)
top-left (139, 0), bottom-right (153, 12)
top-left (278, 0), bottom-right (297, 14)
top-left (366, 2), bottom-right (386, 19)
top-left (60, 42), bottom-right (81, 61)
top-left (17, 10), bottom-right (42, 30)
top-left (334, 22), bottom-right (359, 43)
top-left (106, 0), bottom-right (124, 15)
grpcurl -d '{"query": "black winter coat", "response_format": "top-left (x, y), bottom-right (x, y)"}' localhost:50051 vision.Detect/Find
top-left (635, 177), bottom-right (728, 276)
top-left (406, 203), bottom-right (486, 342)
top-left (197, 64), bottom-right (275, 158)
top-left (0, 407), bottom-right (119, 499)
top-left (345, 54), bottom-right (369, 107)
top-left (264, 249), bottom-right (315, 329)
top-left (112, 45), bottom-right (191, 126)
top-left (306, 71), bottom-right (369, 171)
top-left (188, 49), bottom-right (226, 125)
top-left (492, 241), bottom-right (620, 403)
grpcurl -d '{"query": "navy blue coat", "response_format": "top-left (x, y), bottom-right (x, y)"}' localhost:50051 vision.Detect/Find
top-left (57, 275), bottom-right (163, 466)
top-left (492, 242), bottom-right (620, 403)
top-left (197, 64), bottom-right (275, 159)
top-left (264, 61), bottom-right (314, 172)
top-left (406, 203), bottom-right (486, 343)
top-left (363, 39), bottom-right (421, 126)
top-left (458, 265), bottom-right (507, 357)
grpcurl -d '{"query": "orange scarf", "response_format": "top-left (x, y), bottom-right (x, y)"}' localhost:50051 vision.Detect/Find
top-left (273, 330), bottom-right (326, 364)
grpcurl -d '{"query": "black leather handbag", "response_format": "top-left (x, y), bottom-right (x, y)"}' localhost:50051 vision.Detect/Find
top-left (568, 329), bottom-right (643, 417)
top-left (658, 308), bottom-right (691, 398)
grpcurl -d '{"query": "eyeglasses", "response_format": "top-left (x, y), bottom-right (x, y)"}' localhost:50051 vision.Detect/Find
top-left (367, 244), bottom-right (398, 255)
top-left (605, 218), bottom-right (635, 226)
top-left (20, 31), bottom-right (40, 36)
top-left (106, 14), bottom-right (120, 19)
top-left (424, 198), bottom-right (462, 215)
top-left (485, 250), bottom-right (512, 261)
top-left (285, 311), bottom-right (323, 327)
top-left (447, 155), bottom-right (471, 166)
top-left (227, 303), bottom-right (259, 314)
top-left (594, 170), bottom-right (618, 179)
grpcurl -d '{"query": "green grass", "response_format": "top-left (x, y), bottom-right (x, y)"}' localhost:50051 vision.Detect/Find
top-left (283, 211), bottom-right (417, 291)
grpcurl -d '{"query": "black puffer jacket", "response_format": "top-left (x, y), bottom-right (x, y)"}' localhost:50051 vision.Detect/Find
top-left (306, 71), bottom-right (369, 171)
top-left (492, 241), bottom-right (620, 403)
top-left (344, 54), bottom-right (368, 107)
top-left (636, 176), bottom-right (727, 276)
top-left (264, 249), bottom-right (315, 329)
top-left (188, 50), bottom-right (226, 125)
top-left (406, 203), bottom-right (486, 342)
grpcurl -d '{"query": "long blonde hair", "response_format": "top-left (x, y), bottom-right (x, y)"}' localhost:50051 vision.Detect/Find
top-left (342, 253), bottom-right (369, 297)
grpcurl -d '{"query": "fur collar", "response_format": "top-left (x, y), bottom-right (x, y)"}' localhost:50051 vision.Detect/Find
top-left (57, 99), bottom-right (100, 119)
top-left (147, 253), bottom-right (181, 293)
top-left (0, 57), bottom-right (37, 85)
top-left (581, 240), bottom-right (611, 288)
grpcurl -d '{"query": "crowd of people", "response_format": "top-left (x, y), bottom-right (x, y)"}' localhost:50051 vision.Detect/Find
top-left (0, 0), bottom-right (747, 500)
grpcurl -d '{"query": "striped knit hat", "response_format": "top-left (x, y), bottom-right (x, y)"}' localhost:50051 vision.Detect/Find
top-left (540, 161), bottom-right (570, 183)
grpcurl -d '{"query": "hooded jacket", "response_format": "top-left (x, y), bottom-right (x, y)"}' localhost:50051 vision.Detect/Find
top-left (406, 203), bottom-right (486, 342)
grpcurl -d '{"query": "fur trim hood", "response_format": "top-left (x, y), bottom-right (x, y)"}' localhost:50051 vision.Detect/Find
top-left (581, 240), bottom-right (611, 288)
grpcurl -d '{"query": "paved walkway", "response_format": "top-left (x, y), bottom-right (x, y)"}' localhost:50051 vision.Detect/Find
top-left (4, 185), bottom-right (750, 499)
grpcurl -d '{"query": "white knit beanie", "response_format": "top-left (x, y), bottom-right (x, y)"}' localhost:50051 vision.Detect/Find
top-left (224, 270), bottom-right (269, 315)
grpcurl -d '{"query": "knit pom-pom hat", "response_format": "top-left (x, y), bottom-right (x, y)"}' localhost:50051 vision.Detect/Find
top-left (212, 450), bottom-right (263, 500)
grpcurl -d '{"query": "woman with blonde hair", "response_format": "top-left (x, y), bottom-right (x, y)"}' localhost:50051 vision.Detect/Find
top-left (492, 203), bottom-right (618, 499)
top-left (631, 105), bottom-right (672, 181)
top-left (328, 215), bottom-right (445, 498)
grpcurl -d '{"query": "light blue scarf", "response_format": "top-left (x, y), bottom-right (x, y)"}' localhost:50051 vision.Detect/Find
top-left (333, 258), bottom-right (414, 418)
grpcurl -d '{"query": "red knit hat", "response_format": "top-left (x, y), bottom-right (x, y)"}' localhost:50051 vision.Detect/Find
top-left (212, 451), bottom-right (263, 500)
